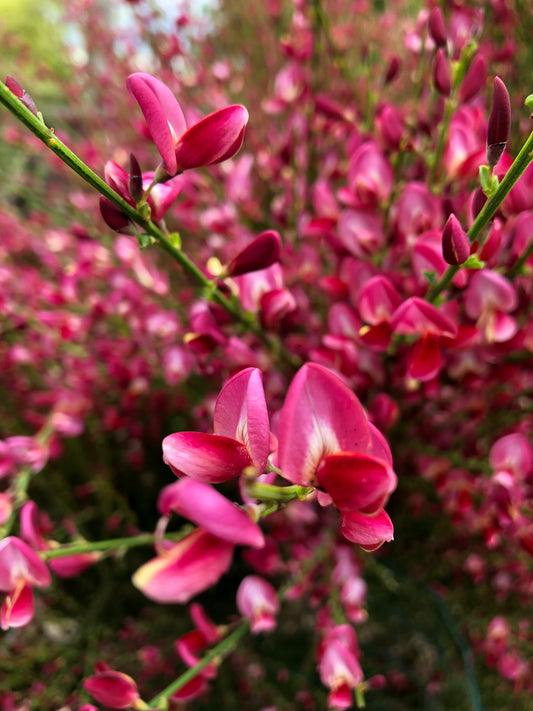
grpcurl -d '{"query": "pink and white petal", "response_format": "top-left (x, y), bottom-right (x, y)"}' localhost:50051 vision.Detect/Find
top-left (407, 334), bottom-right (442, 381)
top-left (391, 297), bottom-right (457, 338)
top-left (157, 478), bottom-right (264, 548)
top-left (214, 368), bottom-right (270, 473)
top-left (340, 509), bottom-right (394, 550)
top-left (277, 364), bottom-right (371, 486)
top-left (0, 536), bottom-right (51, 591)
top-left (317, 452), bottom-right (394, 514)
top-left (174, 105), bottom-right (249, 171)
top-left (1, 580), bottom-right (34, 630)
top-left (127, 73), bottom-right (186, 176)
top-left (132, 529), bottom-right (234, 604)
top-left (162, 432), bottom-right (252, 483)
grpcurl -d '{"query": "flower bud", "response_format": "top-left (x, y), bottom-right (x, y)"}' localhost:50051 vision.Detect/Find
top-left (433, 49), bottom-right (451, 97)
top-left (442, 214), bottom-right (470, 265)
top-left (459, 54), bottom-right (486, 103)
top-left (428, 7), bottom-right (447, 47)
top-left (83, 670), bottom-right (140, 709)
top-left (471, 186), bottom-right (487, 222)
top-left (226, 230), bottom-right (282, 277)
top-left (487, 76), bottom-right (511, 167)
top-left (99, 196), bottom-right (131, 232)
top-left (5, 76), bottom-right (38, 116)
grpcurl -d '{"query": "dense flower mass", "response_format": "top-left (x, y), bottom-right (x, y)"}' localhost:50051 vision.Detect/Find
top-left (1, 0), bottom-right (533, 708)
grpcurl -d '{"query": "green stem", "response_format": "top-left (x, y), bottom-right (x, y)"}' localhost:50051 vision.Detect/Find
top-left (427, 127), bottom-right (533, 302)
top-left (39, 529), bottom-right (189, 559)
top-left (246, 482), bottom-right (314, 503)
top-left (148, 620), bottom-right (250, 708)
top-left (0, 80), bottom-right (298, 367)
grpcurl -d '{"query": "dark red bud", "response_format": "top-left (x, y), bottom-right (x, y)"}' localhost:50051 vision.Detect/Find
top-left (226, 230), bottom-right (282, 277)
top-left (471, 187), bottom-right (487, 222)
top-left (487, 76), bottom-right (511, 167)
top-left (433, 49), bottom-right (451, 97)
top-left (442, 214), bottom-right (470, 265)
top-left (428, 7), bottom-right (447, 47)
top-left (128, 153), bottom-right (143, 202)
top-left (384, 56), bottom-right (401, 85)
top-left (459, 54), bottom-right (486, 103)
top-left (99, 196), bottom-right (131, 232)
top-left (5, 75), bottom-right (38, 116)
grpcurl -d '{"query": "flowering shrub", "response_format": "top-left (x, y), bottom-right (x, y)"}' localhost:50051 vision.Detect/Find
top-left (1, 0), bottom-right (533, 708)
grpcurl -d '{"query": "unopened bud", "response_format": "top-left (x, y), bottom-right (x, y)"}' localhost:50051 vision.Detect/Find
top-left (487, 76), bottom-right (511, 167)
top-left (128, 153), bottom-right (143, 202)
top-left (226, 230), bottom-right (282, 277)
top-left (471, 187), bottom-right (487, 222)
top-left (99, 196), bottom-right (131, 232)
top-left (384, 56), bottom-right (401, 85)
top-left (459, 54), bottom-right (486, 103)
top-left (428, 7), bottom-right (447, 48)
top-left (442, 214), bottom-right (470, 265)
top-left (433, 49), bottom-right (451, 97)
top-left (5, 76), bottom-right (38, 116)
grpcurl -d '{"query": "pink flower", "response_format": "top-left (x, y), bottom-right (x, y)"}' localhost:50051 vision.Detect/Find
top-left (317, 625), bottom-right (364, 709)
top-left (83, 665), bottom-right (140, 709)
top-left (0, 536), bottom-right (51, 630)
top-left (132, 528), bottom-right (234, 604)
top-left (127, 72), bottom-right (249, 177)
top-left (236, 575), bottom-right (279, 633)
top-left (277, 364), bottom-right (396, 549)
top-left (162, 367), bottom-right (270, 483)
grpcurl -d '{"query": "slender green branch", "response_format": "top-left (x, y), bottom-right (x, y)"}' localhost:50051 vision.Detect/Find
top-left (427, 126), bottom-right (533, 302)
top-left (40, 529), bottom-right (190, 559)
top-left (148, 620), bottom-right (250, 708)
top-left (0, 80), bottom-right (299, 368)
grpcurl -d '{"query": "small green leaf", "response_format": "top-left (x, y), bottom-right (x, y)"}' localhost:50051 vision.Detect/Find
top-left (137, 233), bottom-right (157, 249)
top-left (524, 94), bottom-right (533, 111)
top-left (168, 232), bottom-right (181, 249)
top-left (463, 255), bottom-right (485, 269)
top-left (422, 270), bottom-right (437, 286)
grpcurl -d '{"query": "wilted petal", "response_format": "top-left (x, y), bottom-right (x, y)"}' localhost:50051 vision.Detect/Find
top-left (127, 72), bottom-right (187, 176)
top-left (277, 364), bottom-right (371, 486)
top-left (213, 367), bottom-right (270, 473)
top-left (174, 105), bottom-right (249, 172)
top-left (132, 529), bottom-right (234, 603)
top-left (162, 432), bottom-right (252, 483)
top-left (340, 509), bottom-right (394, 550)
top-left (157, 479), bottom-right (265, 548)
top-left (317, 452), bottom-right (395, 514)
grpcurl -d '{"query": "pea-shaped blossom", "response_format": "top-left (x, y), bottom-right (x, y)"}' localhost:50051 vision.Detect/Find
top-left (83, 664), bottom-right (140, 710)
top-left (127, 72), bottom-right (249, 178)
top-left (163, 367), bottom-right (270, 483)
top-left (236, 575), bottom-right (279, 633)
top-left (277, 363), bottom-right (396, 550)
top-left (317, 625), bottom-right (364, 709)
top-left (133, 478), bottom-right (264, 604)
top-left (0, 536), bottom-right (51, 630)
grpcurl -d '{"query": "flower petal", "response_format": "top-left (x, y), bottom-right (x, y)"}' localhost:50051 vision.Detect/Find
top-left (174, 105), bottom-right (249, 172)
top-left (157, 479), bottom-right (265, 548)
top-left (162, 432), bottom-right (252, 483)
top-left (317, 452), bottom-right (395, 514)
top-left (213, 367), bottom-right (270, 473)
top-left (340, 509), bottom-right (394, 550)
top-left (277, 364), bottom-right (371, 486)
top-left (127, 73), bottom-right (187, 176)
top-left (132, 529), bottom-right (234, 603)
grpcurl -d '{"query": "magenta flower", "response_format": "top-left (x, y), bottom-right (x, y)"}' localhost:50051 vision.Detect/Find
top-left (277, 364), bottom-right (396, 549)
top-left (236, 575), bottom-right (280, 633)
top-left (127, 72), bottom-right (249, 177)
top-left (162, 367), bottom-right (270, 483)
top-left (317, 625), bottom-right (364, 709)
top-left (132, 528), bottom-right (234, 604)
top-left (83, 666), bottom-right (140, 710)
top-left (0, 536), bottom-right (51, 630)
